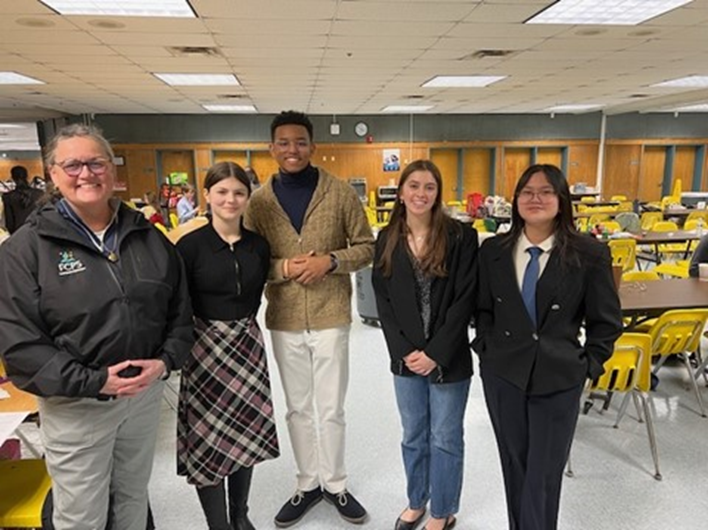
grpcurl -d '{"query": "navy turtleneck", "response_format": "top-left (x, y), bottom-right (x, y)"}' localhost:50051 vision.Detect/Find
top-left (272, 164), bottom-right (319, 234)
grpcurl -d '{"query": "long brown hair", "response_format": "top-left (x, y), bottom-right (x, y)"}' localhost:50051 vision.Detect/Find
top-left (500, 164), bottom-right (581, 267)
top-left (377, 159), bottom-right (457, 277)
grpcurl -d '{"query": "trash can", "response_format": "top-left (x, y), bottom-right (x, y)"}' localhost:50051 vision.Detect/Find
top-left (355, 266), bottom-right (379, 326)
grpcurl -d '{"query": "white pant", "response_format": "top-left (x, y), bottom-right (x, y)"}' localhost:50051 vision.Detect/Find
top-left (271, 326), bottom-right (350, 493)
top-left (38, 381), bottom-right (164, 530)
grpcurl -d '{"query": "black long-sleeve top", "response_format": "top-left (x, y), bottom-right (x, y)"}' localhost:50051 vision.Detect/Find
top-left (176, 222), bottom-right (270, 321)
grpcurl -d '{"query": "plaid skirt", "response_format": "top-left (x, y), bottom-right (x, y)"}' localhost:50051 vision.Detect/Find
top-left (177, 317), bottom-right (279, 486)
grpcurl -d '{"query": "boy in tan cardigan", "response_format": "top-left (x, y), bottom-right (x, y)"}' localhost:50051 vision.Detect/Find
top-left (245, 111), bottom-right (374, 528)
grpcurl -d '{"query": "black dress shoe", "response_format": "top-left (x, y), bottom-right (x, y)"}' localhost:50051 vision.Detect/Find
top-left (232, 515), bottom-right (256, 530)
top-left (395, 508), bottom-right (426, 530)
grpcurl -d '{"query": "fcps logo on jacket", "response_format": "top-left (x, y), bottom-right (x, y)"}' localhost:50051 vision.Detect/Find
top-left (58, 250), bottom-right (87, 276)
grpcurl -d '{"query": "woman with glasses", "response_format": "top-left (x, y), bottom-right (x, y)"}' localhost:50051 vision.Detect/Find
top-left (176, 162), bottom-right (279, 530)
top-left (473, 164), bottom-right (622, 530)
top-left (0, 124), bottom-right (193, 529)
top-left (372, 160), bottom-right (477, 530)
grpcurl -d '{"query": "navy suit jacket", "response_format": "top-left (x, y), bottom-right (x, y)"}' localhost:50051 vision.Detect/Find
top-left (473, 233), bottom-right (622, 395)
top-left (372, 221), bottom-right (478, 383)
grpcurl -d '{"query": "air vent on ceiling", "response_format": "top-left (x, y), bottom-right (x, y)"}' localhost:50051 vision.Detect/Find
top-left (217, 94), bottom-right (243, 99)
top-left (167, 46), bottom-right (222, 57)
top-left (629, 94), bottom-right (650, 98)
top-left (460, 49), bottom-right (516, 60)
top-left (404, 95), bottom-right (425, 99)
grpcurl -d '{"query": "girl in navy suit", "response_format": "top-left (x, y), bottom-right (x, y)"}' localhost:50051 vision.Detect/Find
top-left (373, 160), bottom-right (478, 530)
top-left (473, 164), bottom-right (622, 530)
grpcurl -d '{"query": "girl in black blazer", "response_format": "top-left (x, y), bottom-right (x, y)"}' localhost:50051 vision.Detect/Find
top-left (372, 160), bottom-right (478, 530)
top-left (473, 164), bottom-right (622, 530)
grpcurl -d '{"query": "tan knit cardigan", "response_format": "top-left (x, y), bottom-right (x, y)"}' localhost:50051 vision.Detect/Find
top-left (244, 168), bottom-right (374, 331)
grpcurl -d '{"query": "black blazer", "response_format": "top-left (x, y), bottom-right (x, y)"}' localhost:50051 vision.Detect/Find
top-left (372, 221), bottom-right (478, 383)
top-left (472, 233), bottom-right (622, 395)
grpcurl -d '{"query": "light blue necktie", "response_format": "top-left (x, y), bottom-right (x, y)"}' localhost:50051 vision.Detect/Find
top-left (521, 247), bottom-right (543, 327)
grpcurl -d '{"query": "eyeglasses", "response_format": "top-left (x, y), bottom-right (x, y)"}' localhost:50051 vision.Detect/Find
top-left (55, 159), bottom-right (111, 177)
top-left (517, 189), bottom-right (557, 202)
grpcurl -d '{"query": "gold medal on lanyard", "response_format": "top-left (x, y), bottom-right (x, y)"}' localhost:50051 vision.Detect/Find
top-left (107, 251), bottom-right (119, 262)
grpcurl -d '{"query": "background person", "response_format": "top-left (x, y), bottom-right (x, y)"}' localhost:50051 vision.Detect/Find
top-left (372, 160), bottom-right (477, 530)
top-left (0, 124), bottom-right (193, 530)
top-left (2, 165), bottom-right (43, 233)
top-left (177, 183), bottom-right (198, 224)
top-left (176, 162), bottom-right (279, 530)
top-left (473, 164), bottom-right (622, 530)
top-left (689, 233), bottom-right (708, 278)
top-left (245, 110), bottom-right (374, 527)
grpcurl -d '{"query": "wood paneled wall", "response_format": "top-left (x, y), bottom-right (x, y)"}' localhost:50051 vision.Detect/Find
top-left (602, 144), bottom-right (641, 201)
top-left (97, 138), bottom-right (708, 203)
top-left (673, 146), bottom-right (696, 192)
top-left (0, 158), bottom-right (45, 181)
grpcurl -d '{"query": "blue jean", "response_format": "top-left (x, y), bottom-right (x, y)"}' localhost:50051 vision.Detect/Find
top-left (394, 375), bottom-right (471, 519)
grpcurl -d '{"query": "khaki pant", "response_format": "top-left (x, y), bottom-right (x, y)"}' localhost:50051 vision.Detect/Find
top-left (271, 326), bottom-right (350, 493)
top-left (38, 381), bottom-right (164, 530)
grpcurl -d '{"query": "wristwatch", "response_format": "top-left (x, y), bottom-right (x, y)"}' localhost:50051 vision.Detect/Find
top-left (329, 253), bottom-right (339, 273)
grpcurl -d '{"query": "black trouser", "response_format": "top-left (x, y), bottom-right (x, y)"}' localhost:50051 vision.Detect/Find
top-left (196, 467), bottom-right (254, 530)
top-left (482, 371), bottom-right (582, 530)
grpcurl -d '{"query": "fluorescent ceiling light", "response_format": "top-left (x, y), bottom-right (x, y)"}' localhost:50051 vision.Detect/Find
top-left (0, 72), bottom-right (44, 85)
top-left (39, 0), bottom-right (195, 17)
top-left (203, 104), bottom-right (257, 113)
top-left (0, 123), bottom-right (27, 128)
top-left (154, 73), bottom-right (240, 86)
top-left (382, 105), bottom-right (434, 113)
top-left (652, 75), bottom-right (708, 88)
top-left (527, 0), bottom-right (692, 26)
top-left (422, 76), bottom-right (506, 88)
top-left (546, 104), bottom-right (601, 112)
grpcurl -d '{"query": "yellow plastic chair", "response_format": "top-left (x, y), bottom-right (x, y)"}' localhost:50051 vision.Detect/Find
top-left (651, 221), bottom-right (686, 255)
top-left (648, 309), bottom-right (708, 417)
top-left (154, 222), bottom-right (169, 235)
top-left (608, 239), bottom-right (637, 272)
top-left (685, 211), bottom-right (708, 224)
top-left (653, 260), bottom-right (690, 279)
top-left (588, 213), bottom-right (610, 226)
top-left (0, 459), bottom-right (52, 528)
top-left (594, 333), bottom-right (661, 480)
top-left (660, 196), bottom-right (680, 211)
top-left (611, 194), bottom-right (628, 201)
top-left (622, 270), bottom-right (660, 282)
top-left (617, 201), bottom-right (633, 212)
top-left (580, 196), bottom-right (596, 203)
top-left (576, 204), bottom-right (588, 213)
top-left (603, 220), bottom-right (621, 233)
top-left (682, 220), bottom-right (702, 251)
top-left (169, 212), bottom-right (179, 229)
top-left (640, 211), bottom-right (663, 231)
top-left (575, 217), bottom-right (589, 232)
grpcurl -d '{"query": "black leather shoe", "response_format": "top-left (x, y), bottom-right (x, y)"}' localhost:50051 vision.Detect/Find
top-left (395, 508), bottom-right (426, 530)
top-left (232, 515), bottom-right (256, 530)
